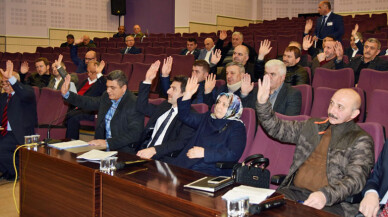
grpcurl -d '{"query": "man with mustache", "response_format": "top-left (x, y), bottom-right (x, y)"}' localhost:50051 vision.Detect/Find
top-left (256, 78), bottom-right (374, 216)
top-left (334, 38), bottom-right (388, 84)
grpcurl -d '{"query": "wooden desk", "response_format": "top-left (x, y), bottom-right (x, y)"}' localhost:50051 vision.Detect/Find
top-left (19, 147), bottom-right (339, 217)
top-left (19, 146), bottom-right (100, 217)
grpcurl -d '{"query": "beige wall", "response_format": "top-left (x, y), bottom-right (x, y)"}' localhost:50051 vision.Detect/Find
top-left (1, 29), bottom-right (116, 53)
top-left (175, 15), bottom-right (257, 33)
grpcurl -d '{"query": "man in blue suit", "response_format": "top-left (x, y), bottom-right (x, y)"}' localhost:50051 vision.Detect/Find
top-left (359, 140), bottom-right (388, 217)
top-left (305, 1), bottom-right (344, 50)
top-left (120, 35), bottom-right (141, 55)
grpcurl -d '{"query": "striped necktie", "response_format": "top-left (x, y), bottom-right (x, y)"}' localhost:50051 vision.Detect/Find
top-left (1, 94), bottom-right (12, 136)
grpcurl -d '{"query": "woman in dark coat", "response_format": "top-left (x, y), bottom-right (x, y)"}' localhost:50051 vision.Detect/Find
top-left (171, 77), bottom-right (246, 176)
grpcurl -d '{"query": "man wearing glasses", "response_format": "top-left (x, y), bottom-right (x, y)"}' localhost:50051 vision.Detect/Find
top-left (70, 39), bottom-right (99, 74)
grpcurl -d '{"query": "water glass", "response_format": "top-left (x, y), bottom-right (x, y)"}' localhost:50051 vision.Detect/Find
top-left (226, 197), bottom-right (249, 217)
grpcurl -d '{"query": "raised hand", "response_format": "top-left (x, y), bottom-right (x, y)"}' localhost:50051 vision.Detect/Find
top-left (219, 30), bottom-right (227, 40)
top-left (258, 39), bottom-right (272, 60)
top-left (351, 24), bottom-right (359, 38)
top-left (61, 74), bottom-right (71, 95)
top-left (144, 60), bottom-right (161, 83)
top-left (96, 60), bottom-right (105, 74)
top-left (303, 35), bottom-right (314, 51)
top-left (161, 56), bottom-right (173, 77)
top-left (257, 74), bottom-right (271, 104)
top-left (241, 73), bottom-right (254, 96)
top-left (74, 37), bottom-right (83, 45)
top-left (53, 54), bottom-right (64, 69)
top-left (317, 53), bottom-right (326, 62)
top-left (20, 61), bottom-right (29, 74)
top-left (182, 76), bottom-right (199, 100)
top-left (2, 60), bottom-right (14, 79)
top-left (304, 19), bottom-right (313, 34)
top-left (210, 49), bottom-right (222, 65)
top-left (204, 73), bottom-right (216, 94)
top-left (334, 41), bottom-right (344, 61)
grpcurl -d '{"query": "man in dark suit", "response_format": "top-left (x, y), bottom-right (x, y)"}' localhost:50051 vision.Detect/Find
top-left (60, 34), bottom-right (75, 48)
top-left (315, 1), bottom-right (344, 48)
top-left (335, 38), bottom-right (388, 84)
top-left (70, 43), bottom-right (98, 73)
top-left (120, 35), bottom-right (141, 55)
top-left (61, 70), bottom-right (143, 152)
top-left (0, 61), bottom-right (37, 180)
top-left (198, 38), bottom-right (215, 64)
top-left (359, 140), bottom-right (388, 217)
top-left (113, 26), bottom-right (127, 39)
top-left (180, 38), bottom-right (200, 59)
top-left (135, 61), bottom-right (195, 162)
top-left (215, 30), bottom-right (257, 66)
top-left (64, 60), bottom-right (107, 139)
top-left (19, 57), bottom-right (53, 88)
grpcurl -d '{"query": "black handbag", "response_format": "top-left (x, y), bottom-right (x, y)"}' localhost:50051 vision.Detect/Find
top-left (231, 154), bottom-right (270, 188)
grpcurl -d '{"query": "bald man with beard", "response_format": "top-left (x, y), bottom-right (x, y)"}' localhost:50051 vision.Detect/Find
top-left (256, 82), bottom-right (374, 217)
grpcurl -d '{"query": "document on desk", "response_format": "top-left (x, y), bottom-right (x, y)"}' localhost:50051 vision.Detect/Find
top-left (77, 149), bottom-right (117, 161)
top-left (48, 140), bottom-right (89, 150)
top-left (222, 185), bottom-right (275, 204)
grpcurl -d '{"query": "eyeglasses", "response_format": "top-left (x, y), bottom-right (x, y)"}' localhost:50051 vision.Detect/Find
top-left (85, 58), bottom-right (96, 61)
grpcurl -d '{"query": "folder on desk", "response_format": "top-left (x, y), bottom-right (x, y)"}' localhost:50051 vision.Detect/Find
top-left (48, 140), bottom-right (89, 150)
top-left (184, 176), bottom-right (233, 193)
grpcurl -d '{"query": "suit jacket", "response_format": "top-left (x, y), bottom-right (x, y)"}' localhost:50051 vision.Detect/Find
top-left (0, 80), bottom-right (37, 145)
top-left (256, 60), bottom-right (308, 85)
top-left (180, 49), bottom-right (200, 59)
top-left (135, 82), bottom-right (195, 161)
top-left (203, 84), bottom-right (257, 109)
top-left (363, 140), bottom-right (388, 199)
top-left (198, 48), bottom-right (213, 63)
top-left (311, 57), bottom-right (336, 77)
top-left (314, 12), bottom-right (344, 41)
top-left (335, 56), bottom-right (388, 84)
top-left (344, 40), bottom-right (363, 59)
top-left (47, 74), bottom-right (79, 90)
top-left (215, 39), bottom-right (258, 65)
top-left (65, 90), bottom-right (143, 152)
top-left (272, 83), bottom-right (302, 116)
top-left (70, 45), bottom-right (87, 73)
top-left (120, 46), bottom-right (142, 55)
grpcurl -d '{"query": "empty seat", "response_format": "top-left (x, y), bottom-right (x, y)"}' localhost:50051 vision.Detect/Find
top-left (88, 47), bottom-right (107, 54)
top-left (357, 69), bottom-right (388, 106)
top-left (21, 52), bottom-right (40, 62)
top-left (106, 62), bottom-right (133, 79)
top-left (100, 53), bottom-right (122, 64)
top-left (63, 61), bottom-right (78, 73)
top-left (165, 47), bottom-right (182, 56)
top-left (365, 89), bottom-right (388, 137)
top-left (76, 72), bottom-right (89, 86)
top-left (3, 52), bottom-right (22, 61)
top-left (312, 68), bottom-right (354, 89)
top-left (128, 63), bottom-right (152, 92)
top-left (169, 54), bottom-right (195, 78)
top-left (122, 53), bottom-right (144, 63)
top-left (144, 54), bottom-right (167, 64)
top-left (238, 108), bottom-right (257, 160)
top-left (36, 47), bottom-right (53, 53)
top-left (106, 48), bottom-right (121, 54)
top-left (358, 122), bottom-right (385, 162)
top-left (276, 35), bottom-right (297, 56)
top-left (170, 41), bottom-right (187, 48)
top-left (153, 41), bottom-right (170, 47)
top-left (293, 84), bottom-right (312, 116)
top-left (53, 47), bottom-right (70, 54)
top-left (144, 47), bottom-right (165, 55)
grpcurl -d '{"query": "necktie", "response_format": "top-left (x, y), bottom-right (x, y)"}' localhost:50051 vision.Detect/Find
top-left (1, 94), bottom-right (12, 136)
top-left (380, 201), bottom-right (388, 217)
top-left (125, 47), bottom-right (130, 54)
top-left (147, 108), bottom-right (174, 147)
top-left (318, 15), bottom-right (327, 35)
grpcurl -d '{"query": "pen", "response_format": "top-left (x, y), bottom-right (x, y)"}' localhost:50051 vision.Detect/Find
top-left (125, 168), bottom-right (148, 175)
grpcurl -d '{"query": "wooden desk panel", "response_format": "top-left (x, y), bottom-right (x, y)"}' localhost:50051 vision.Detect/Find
top-left (20, 147), bottom-right (99, 217)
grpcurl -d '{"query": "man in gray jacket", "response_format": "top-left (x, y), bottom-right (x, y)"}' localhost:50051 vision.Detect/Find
top-left (256, 75), bottom-right (374, 217)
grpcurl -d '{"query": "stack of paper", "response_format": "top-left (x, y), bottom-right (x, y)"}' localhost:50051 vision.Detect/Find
top-left (48, 140), bottom-right (89, 150)
top-left (222, 185), bottom-right (275, 204)
top-left (77, 149), bottom-right (117, 162)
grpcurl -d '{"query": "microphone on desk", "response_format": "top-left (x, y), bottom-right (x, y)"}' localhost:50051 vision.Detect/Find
top-left (115, 159), bottom-right (150, 170)
top-left (43, 107), bottom-right (79, 144)
top-left (248, 198), bottom-right (285, 215)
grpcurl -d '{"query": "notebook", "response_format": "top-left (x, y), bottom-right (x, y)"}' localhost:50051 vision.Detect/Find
top-left (184, 176), bottom-right (234, 193)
